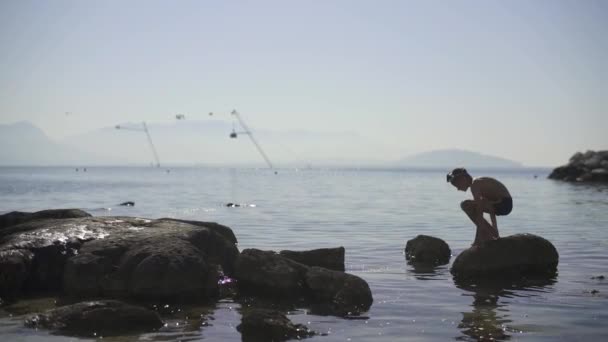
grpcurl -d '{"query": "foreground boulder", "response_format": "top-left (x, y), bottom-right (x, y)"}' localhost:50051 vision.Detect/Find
top-left (234, 249), bottom-right (373, 315)
top-left (405, 235), bottom-right (451, 265)
top-left (280, 247), bottom-right (345, 271)
top-left (25, 300), bottom-right (163, 337)
top-left (451, 234), bottom-right (558, 279)
top-left (237, 308), bottom-right (314, 341)
top-left (0, 214), bottom-right (238, 301)
top-left (549, 150), bottom-right (608, 182)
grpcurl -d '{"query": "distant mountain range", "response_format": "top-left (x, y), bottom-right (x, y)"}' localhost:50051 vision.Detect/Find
top-left (0, 121), bottom-right (524, 168)
top-left (397, 149), bottom-right (523, 168)
top-left (0, 121), bottom-right (115, 166)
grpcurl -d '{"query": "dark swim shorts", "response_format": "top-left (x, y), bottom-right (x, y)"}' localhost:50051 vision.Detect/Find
top-left (493, 197), bottom-right (513, 216)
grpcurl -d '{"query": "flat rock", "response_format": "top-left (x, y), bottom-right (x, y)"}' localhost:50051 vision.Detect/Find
top-left (405, 235), bottom-right (451, 265)
top-left (451, 234), bottom-right (558, 279)
top-left (279, 247), bottom-right (345, 271)
top-left (237, 308), bottom-right (314, 341)
top-left (25, 300), bottom-right (163, 337)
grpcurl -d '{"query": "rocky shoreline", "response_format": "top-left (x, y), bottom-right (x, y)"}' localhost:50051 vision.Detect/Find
top-left (0, 209), bottom-right (370, 339)
top-left (549, 150), bottom-right (608, 182)
top-left (1, 209), bottom-right (561, 340)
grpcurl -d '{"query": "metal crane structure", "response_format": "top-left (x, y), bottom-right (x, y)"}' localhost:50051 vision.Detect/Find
top-left (115, 122), bottom-right (161, 168)
top-left (229, 110), bottom-right (274, 170)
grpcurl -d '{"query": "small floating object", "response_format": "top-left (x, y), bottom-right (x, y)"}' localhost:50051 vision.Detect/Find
top-left (119, 201), bottom-right (135, 207)
top-left (225, 203), bottom-right (240, 208)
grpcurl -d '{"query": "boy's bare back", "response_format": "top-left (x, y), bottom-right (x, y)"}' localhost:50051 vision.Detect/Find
top-left (470, 177), bottom-right (511, 203)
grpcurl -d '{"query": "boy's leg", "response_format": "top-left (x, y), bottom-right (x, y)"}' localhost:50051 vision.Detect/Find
top-left (461, 200), bottom-right (497, 245)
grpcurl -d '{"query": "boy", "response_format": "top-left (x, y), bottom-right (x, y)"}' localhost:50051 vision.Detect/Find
top-left (446, 168), bottom-right (512, 246)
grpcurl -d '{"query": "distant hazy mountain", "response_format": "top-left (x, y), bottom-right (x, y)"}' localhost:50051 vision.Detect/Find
top-left (0, 121), bottom-right (121, 166)
top-left (398, 149), bottom-right (523, 168)
top-left (61, 120), bottom-right (384, 167)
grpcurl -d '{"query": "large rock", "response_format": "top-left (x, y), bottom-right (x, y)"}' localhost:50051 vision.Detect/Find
top-left (63, 219), bottom-right (238, 300)
top-left (234, 249), bottom-right (308, 297)
top-left (405, 235), bottom-right (451, 265)
top-left (549, 150), bottom-right (608, 183)
top-left (25, 300), bottom-right (163, 337)
top-left (279, 247), bottom-right (345, 271)
top-left (237, 308), bottom-right (314, 341)
top-left (451, 234), bottom-right (558, 279)
top-left (305, 266), bottom-right (373, 315)
top-left (0, 215), bottom-right (238, 301)
top-left (0, 209), bottom-right (91, 230)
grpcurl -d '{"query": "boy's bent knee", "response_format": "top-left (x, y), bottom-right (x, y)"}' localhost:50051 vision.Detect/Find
top-left (460, 200), bottom-right (474, 211)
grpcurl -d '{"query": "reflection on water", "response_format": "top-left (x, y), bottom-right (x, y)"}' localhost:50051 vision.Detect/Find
top-left (454, 275), bottom-right (557, 341)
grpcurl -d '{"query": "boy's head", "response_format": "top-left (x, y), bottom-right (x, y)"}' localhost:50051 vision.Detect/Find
top-left (447, 168), bottom-right (472, 191)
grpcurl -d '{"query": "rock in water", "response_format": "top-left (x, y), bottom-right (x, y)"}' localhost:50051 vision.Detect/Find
top-left (305, 266), bottom-right (373, 315)
top-left (234, 249), bottom-right (373, 316)
top-left (280, 247), bottom-right (345, 271)
top-left (25, 300), bottom-right (163, 337)
top-left (549, 150), bottom-right (608, 182)
top-left (237, 308), bottom-right (314, 341)
top-left (234, 249), bottom-right (308, 297)
top-left (450, 234), bottom-right (558, 279)
top-left (405, 235), bottom-right (451, 265)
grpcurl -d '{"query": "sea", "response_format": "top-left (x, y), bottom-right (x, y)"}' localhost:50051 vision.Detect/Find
top-left (0, 166), bottom-right (607, 341)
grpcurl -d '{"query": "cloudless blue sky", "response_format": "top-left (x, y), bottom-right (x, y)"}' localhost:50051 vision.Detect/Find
top-left (0, 0), bottom-right (606, 166)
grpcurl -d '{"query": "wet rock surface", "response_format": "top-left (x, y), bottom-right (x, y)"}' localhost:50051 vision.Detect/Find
top-left (0, 209), bottom-right (91, 231)
top-left (280, 247), bottom-right (345, 271)
top-left (405, 235), bottom-right (451, 265)
top-left (1, 208), bottom-right (377, 340)
top-left (237, 308), bottom-right (314, 342)
top-left (549, 150), bottom-right (608, 182)
top-left (24, 300), bottom-right (163, 336)
top-left (451, 234), bottom-right (559, 279)
top-left (0, 212), bottom-right (238, 301)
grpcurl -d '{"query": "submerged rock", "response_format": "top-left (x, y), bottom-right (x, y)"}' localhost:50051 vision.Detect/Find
top-left (451, 234), bottom-right (558, 279)
top-left (405, 235), bottom-right (451, 265)
top-left (25, 300), bottom-right (163, 337)
top-left (0, 215), bottom-right (238, 302)
top-left (280, 247), bottom-right (345, 271)
top-left (237, 308), bottom-right (314, 341)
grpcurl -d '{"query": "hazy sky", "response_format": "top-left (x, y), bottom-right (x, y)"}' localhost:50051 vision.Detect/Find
top-left (0, 0), bottom-right (606, 166)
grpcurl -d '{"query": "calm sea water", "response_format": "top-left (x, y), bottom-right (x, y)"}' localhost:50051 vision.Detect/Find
top-left (0, 166), bottom-right (607, 341)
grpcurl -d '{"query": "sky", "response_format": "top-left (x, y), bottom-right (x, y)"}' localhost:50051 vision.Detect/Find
top-left (0, 0), bottom-right (606, 166)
